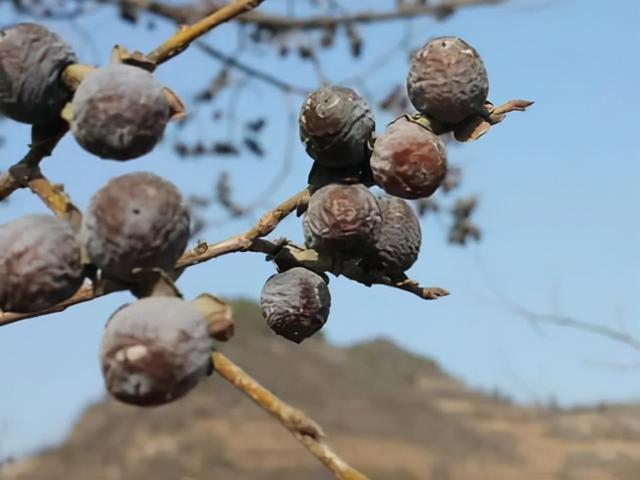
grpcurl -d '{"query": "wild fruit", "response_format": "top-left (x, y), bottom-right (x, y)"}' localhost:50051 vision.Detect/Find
top-left (0, 215), bottom-right (84, 313)
top-left (70, 64), bottom-right (170, 160)
top-left (100, 296), bottom-right (213, 406)
top-left (82, 172), bottom-right (190, 283)
top-left (0, 23), bottom-right (77, 124)
top-left (303, 183), bottom-right (382, 255)
top-left (370, 116), bottom-right (447, 199)
top-left (362, 196), bottom-right (421, 275)
top-left (299, 86), bottom-right (374, 168)
top-left (407, 36), bottom-right (489, 124)
top-left (260, 267), bottom-right (331, 344)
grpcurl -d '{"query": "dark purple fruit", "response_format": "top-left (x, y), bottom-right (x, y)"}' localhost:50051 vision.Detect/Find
top-left (407, 36), bottom-right (489, 124)
top-left (100, 296), bottom-right (213, 406)
top-left (370, 116), bottom-right (447, 199)
top-left (70, 64), bottom-right (170, 160)
top-left (260, 267), bottom-right (331, 344)
top-left (362, 196), bottom-right (421, 274)
top-left (82, 172), bottom-right (190, 283)
top-left (0, 23), bottom-right (77, 124)
top-left (0, 215), bottom-right (84, 312)
top-left (299, 86), bottom-right (374, 168)
top-left (303, 183), bottom-right (382, 255)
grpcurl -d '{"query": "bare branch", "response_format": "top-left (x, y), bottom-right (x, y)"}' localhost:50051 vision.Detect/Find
top-left (196, 41), bottom-right (310, 95)
top-left (0, 188), bottom-right (449, 327)
top-left (213, 351), bottom-right (370, 480)
top-left (0, 130), bottom-right (66, 201)
top-left (512, 304), bottom-right (640, 354)
top-left (0, 189), bottom-right (310, 327)
top-left (147, 0), bottom-right (267, 65)
top-left (234, 0), bottom-right (505, 31)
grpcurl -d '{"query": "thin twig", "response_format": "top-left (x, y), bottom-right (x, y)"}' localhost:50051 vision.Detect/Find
top-left (177, 188), bottom-right (310, 267)
top-left (147, 0), bottom-right (266, 65)
top-left (213, 351), bottom-right (370, 480)
top-left (512, 305), bottom-right (640, 354)
top-left (0, 130), bottom-right (66, 201)
top-left (140, 0), bottom-right (503, 31)
top-left (196, 41), bottom-right (309, 95)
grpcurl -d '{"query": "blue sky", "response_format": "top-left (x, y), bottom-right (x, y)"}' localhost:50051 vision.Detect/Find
top-left (1, 0), bottom-right (639, 459)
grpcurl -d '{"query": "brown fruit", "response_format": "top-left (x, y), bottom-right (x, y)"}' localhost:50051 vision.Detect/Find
top-left (260, 267), bottom-right (331, 344)
top-left (362, 196), bottom-right (422, 275)
top-left (303, 183), bottom-right (382, 255)
top-left (100, 296), bottom-right (213, 406)
top-left (299, 86), bottom-right (375, 168)
top-left (0, 23), bottom-right (77, 124)
top-left (370, 116), bottom-right (447, 199)
top-left (82, 172), bottom-right (190, 283)
top-left (70, 64), bottom-right (170, 160)
top-left (407, 36), bottom-right (489, 124)
top-left (0, 215), bottom-right (84, 313)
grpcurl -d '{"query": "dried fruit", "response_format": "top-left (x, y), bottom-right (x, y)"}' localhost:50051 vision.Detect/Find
top-left (303, 183), bottom-right (382, 255)
top-left (362, 196), bottom-right (421, 275)
top-left (407, 36), bottom-right (489, 124)
top-left (370, 116), bottom-right (447, 199)
top-left (70, 64), bottom-right (170, 160)
top-left (82, 172), bottom-right (190, 283)
top-left (100, 296), bottom-right (213, 406)
top-left (299, 86), bottom-right (374, 168)
top-left (0, 23), bottom-right (77, 124)
top-left (260, 267), bottom-right (331, 343)
top-left (0, 215), bottom-right (84, 312)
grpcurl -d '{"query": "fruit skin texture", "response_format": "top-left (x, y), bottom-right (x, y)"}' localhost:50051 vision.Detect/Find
top-left (0, 215), bottom-right (84, 313)
top-left (407, 36), bottom-right (489, 124)
top-left (370, 117), bottom-right (447, 199)
top-left (303, 183), bottom-right (382, 255)
top-left (70, 64), bottom-right (170, 160)
top-left (0, 23), bottom-right (77, 124)
top-left (260, 267), bottom-right (331, 344)
top-left (82, 172), bottom-right (190, 283)
top-left (299, 86), bottom-right (375, 168)
top-left (100, 296), bottom-right (213, 406)
top-left (362, 196), bottom-right (422, 275)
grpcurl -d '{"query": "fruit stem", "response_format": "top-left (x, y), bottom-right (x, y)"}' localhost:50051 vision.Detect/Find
top-left (212, 351), bottom-right (370, 480)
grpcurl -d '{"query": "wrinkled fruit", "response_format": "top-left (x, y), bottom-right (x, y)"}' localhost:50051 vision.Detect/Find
top-left (362, 196), bottom-right (422, 275)
top-left (0, 215), bottom-right (84, 312)
top-left (304, 183), bottom-right (382, 255)
top-left (0, 23), bottom-right (77, 124)
top-left (407, 36), bottom-right (488, 124)
top-left (83, 172), bottom-right (190, 283)
top-left (299, 86), bottom-right (375, 168)
top-left (71, 63), bottom-right (170, 160)
top-left (260, 267), bottom-right (331, 343)
top-left (100, 296), bottom-right (213, 406)
top-left (370, 116), bottom-right (447, 199)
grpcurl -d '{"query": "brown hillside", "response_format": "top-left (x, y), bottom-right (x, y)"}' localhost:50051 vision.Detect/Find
top-left (4, 300), bottom-right (640, 480)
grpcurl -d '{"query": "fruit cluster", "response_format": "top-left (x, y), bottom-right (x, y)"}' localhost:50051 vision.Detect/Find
top-left (260, 36), bottom-right (490, 344)
top-left (1, 23), bottom-right (498, 407)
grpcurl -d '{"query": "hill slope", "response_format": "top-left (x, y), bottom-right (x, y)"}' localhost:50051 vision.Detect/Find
top-left (4, 300), bottom-right (640, 480)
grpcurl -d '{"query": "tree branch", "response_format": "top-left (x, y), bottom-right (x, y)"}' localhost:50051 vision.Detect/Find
top-left (147, 0), bottom-right (266, 64)
top-left (213, 351), bottom-right (370, 480)
top-left (195, 41), bottom-right (310, 95)
top-left (0, 188), bottom-right (449, 327)
top-left (0, 189), bottom-right (310, 327)
top-left (512, 304), bottom-right (640, 354)
top-left (144, 0), bottom-right (504, 31)
top-left (233, 0), bottom-right (504, 31)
